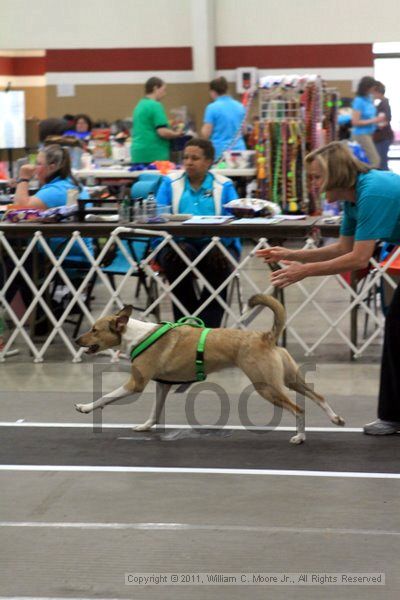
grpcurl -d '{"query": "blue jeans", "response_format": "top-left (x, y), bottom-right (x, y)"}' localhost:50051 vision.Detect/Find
top-left (375, 139), bottom-right (391, 170)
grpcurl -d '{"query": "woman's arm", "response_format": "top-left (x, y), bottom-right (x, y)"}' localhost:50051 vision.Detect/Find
top-left (257, 236), bottom-right (354, 264)
top-left (201, 123), bottom-right (213, 139)
top-left (12, 164), bottom-right (47, 209)
top-left (13, 185), bottom-right (46, 209)
top-left (156, 127), bottom-right (182, 140)
top-left (291, 237), bottom-right (354, 262)
top-left (271, 239), bottom-right (376, 288)
top-left (352, 109), bottom-right (384, 127)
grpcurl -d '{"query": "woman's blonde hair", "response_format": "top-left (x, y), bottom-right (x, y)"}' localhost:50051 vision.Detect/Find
top-left (305, 141), bottom-right (370, 191)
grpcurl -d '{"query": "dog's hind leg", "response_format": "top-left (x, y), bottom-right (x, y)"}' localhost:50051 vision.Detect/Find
top-left (134, 382), bottom-right (172, 431)
top-left (290, 377), bottom-right (345, 427)
top-left (253, 382), bottom-right (303, 416)
top-left (291, 399), bottom-right (306, 445)
top-left (280, 349), bottom-right (345, 428)
top-left (259, 384), bottom-right (306, 445)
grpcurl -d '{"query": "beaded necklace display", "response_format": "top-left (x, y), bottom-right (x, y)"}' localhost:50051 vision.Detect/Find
top-left (257, 75), bottom-right (331, 214)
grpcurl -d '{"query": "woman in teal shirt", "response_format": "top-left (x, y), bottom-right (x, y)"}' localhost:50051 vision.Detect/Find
top-left (257, 141), bottom-right (400, 436)
top-left (351, 76), bottom-right (384, 168)
top-left (7, 145), bottom-right (92, 325)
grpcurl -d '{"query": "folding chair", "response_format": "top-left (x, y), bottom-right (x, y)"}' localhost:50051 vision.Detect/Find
top-left (130, 173), bottom-right (163, 203)
top-left (341, 242), bottom-right (382, 344)
top-left (47, 238), bottom-right (98, 338)
top-left (221, 273), bottom-right (245, 327)
top-left (101, 237), bottom-right (160, 320)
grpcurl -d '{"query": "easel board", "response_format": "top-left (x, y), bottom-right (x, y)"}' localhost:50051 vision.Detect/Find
top-left (0, 91), bottom-right (26, 149)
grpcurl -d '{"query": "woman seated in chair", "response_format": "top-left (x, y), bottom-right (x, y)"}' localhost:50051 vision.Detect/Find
top-left (155, 138), bottom-right (240, 328)
top-left (13, 143), bottom-right (87, 210)
top-left (6, 144), bottom-right (92, 326)
top-left (13, 143), bottom-right (91, 257)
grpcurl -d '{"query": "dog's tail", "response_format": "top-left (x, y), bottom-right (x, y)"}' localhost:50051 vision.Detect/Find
top-left (248, 294), bottom-right (285, 343)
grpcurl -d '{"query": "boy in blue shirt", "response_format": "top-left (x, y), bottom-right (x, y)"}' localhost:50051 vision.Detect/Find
top-left (156, 138), bottom-right (240, 327)
top-left (201, 76), bottom-right (246, 161)
top-left (351, 76), bottom-right (384, 168)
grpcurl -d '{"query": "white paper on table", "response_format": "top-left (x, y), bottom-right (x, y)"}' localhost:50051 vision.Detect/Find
top-left (231, 216), bottom-right (286, 224)
top-left (183, 215), bottom-right (234, 224)
top-left (281, 214), bottom-right (307, 220)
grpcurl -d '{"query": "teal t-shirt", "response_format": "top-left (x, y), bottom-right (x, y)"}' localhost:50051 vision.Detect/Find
top-left (340, 170), bottom-right (400, 243)
top-left (203, 95), bottom-right (246, 159)
top-left (131, 97), bottom-right (170, 163)
top-left (36, 176), bottom-right (93, 260)
top-left (352, 95), bottom-right (376, 135)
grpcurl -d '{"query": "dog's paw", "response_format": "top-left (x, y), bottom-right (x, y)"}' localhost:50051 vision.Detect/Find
top-left (332, 415), bottom-right (345, 427)
top-left (75, 403), bottom-right (92, 414)
top-left (134, 421), bottom-right (155, 431)
top-left (290, 433), bottom-right (306, 445)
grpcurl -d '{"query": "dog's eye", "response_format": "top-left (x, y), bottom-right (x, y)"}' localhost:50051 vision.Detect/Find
top-left (92, 327), bottom-right (97, 334)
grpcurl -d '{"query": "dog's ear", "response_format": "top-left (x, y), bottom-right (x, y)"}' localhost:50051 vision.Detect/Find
top-left (117, 305), bottom-right (133, 318)
top-left (110, 314), bottom-right (129, 334)
top-left (109, 306), bottom-right (132, 334)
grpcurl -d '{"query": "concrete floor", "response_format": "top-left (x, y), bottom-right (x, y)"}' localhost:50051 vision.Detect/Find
top-left (1, 239), bottom-right (399, 599)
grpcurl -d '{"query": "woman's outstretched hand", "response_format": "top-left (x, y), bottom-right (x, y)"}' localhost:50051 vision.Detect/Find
top-left (255, 246), bottom-right (293, 263)
top-left (270, 260), bottom-right (308, 288)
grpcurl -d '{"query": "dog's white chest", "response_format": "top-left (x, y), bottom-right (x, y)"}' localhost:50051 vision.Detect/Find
top-left (122, 319), bottom-right (159, 353)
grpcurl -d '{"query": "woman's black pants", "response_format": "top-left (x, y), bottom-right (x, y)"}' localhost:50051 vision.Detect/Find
top-left (157, 241), bottom-right (239, 328)
top-left (378, 282), bottom-right (400, 420)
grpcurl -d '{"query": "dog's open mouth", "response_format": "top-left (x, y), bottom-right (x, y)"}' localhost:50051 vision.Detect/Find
top-left (84, 344), bottom-right (99, 354)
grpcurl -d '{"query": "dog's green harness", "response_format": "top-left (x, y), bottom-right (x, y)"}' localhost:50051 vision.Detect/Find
top-left (130, 316), bottom-right (211, 381)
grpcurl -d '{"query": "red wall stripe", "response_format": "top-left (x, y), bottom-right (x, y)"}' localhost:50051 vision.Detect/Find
top-left (216, 44), bottom-right (373, 69)
top-left (0, 56), bottom-right (14, 76)
top-left (0, 56), bottom-right (46, 76)
top-left (13, 56), bottom-right (46, 76)
top-left (0, 44), bottom-right (373, 78)
top-left (46, 48), bottom-right (192, 72)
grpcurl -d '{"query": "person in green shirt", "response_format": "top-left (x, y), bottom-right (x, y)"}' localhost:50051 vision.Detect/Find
top-left (131, 77), bottom-right (182, 164)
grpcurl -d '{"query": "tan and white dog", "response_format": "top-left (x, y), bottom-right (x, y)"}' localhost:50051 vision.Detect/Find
top-left (75, 294), bottom-right (345, 444)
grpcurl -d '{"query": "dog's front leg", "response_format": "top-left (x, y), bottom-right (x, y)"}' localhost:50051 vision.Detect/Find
top-left (134, 382), bottom-right (171, 431)
top-left (75, 383), bottom-right (138, 414)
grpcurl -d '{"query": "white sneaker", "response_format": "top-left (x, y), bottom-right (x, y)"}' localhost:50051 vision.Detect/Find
top-left (363, 419), bottom-right (400, 435)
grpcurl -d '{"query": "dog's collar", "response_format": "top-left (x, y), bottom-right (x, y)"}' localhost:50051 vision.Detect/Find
top-left (130, 316), bottom-right (211, 381)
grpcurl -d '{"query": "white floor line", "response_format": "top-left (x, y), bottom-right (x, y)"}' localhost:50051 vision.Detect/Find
top-left (0, 465), bottom-right (399, 479)
top-left (0, 421), bottom-right (364, 433)
top-left (0, 521), bottom-right (399, 537)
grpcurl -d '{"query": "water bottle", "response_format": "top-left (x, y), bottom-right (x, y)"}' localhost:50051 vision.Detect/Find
top-left (132, 197), bottom-right (143, 221)
top-left (146, 192), bottom-right (157, 218)
top-left (119, 197), bottom-right (131, 223)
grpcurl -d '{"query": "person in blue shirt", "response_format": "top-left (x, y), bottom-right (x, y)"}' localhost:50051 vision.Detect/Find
top-left (156, 138), bottom-right (241, 327)
top-left (351, 76), bottom-right (384, 168)
top-left (372, 81), bottom-right (394, 171)
top-left (13, 143), bottom-right (92, 259)
top-left (201, 76), bottom-right (246, 161)
top-left (256, 141), bottom-right (400, 436)
top-left (13, 143), bottom-right (88, 209)
top-left (8, 145), bottom-right (92, 329)
top-left (64, 113), bottom-right (93, 142)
